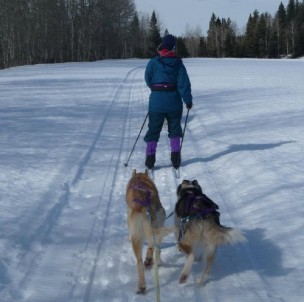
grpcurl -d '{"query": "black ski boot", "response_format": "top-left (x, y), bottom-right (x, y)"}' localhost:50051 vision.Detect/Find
top-left (171, 152), bottom-right (181, 169)
top-left (145, 154), bottom-right (155, 169)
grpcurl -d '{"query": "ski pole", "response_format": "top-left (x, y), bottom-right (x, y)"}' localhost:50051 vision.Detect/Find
top-left (180, 108), bottom-right (190, 152)
top-left (124, 112), bottom-right (149, 167)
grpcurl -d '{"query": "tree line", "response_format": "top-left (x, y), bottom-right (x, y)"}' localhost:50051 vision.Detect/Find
top-left (0, 0), bottom-right (141, 69)
top-left (198, 0), bottom-right (304, 59)
top-left (0, 0), bottom-right (303, 69)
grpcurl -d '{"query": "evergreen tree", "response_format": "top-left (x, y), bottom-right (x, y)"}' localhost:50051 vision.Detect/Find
top-left (176, 37), bottom-right (189, 58)
top-left (294, 1), bottom-right (304, 56)
top-left (223, 30), bottom-right (236, 57)
top-left (244, 10), bottom-right (260, 57)
top-left (198, 37), bottom-right (208, 57)
top-left (256, 13), bottom-right (268, 57)
top-left (286, 0), bottom-right (297, 54)
top-left (221, 18), bottom-right (236, 57)
top-left (275, 2), bottom-right (287, 56)
top-left (234, 35), bottom-right (246, 58)
top-left (264, 13), bottom-right (276, 58)
top-left (207, 13), bottom-right (220, 57)
top-left (129, 12), bottom-right (144, 58)
top-left (147, 11), bottom-right (161, 57)
top-left (287, 0), bottom-right (296, 21)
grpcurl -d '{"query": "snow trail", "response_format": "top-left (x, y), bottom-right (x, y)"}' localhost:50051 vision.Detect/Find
top-left (1, 58), bottom-right (304, 302)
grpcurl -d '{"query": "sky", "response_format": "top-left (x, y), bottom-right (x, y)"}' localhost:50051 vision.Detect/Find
top-left (134, 0), bottom-right (289, 35)
top-left (1, 57), bottom-right (304, 301)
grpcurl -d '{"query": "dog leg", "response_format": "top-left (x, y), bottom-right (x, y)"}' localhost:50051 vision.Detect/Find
top-left (144, 245), bottom-right (154, 269)
top-left (178, 242), bottom-right (194, 283)
top-left (143, 219), bottom-right (155, 270)
top-left (131, 236), bottom-right (146, 294)
top-left (127, 208), bottom-right (132, 241)
top-left (197, 244), bottom-right (217, 285)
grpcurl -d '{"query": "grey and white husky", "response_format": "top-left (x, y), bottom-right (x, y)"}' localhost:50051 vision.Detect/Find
top-left (174, 180), bottom-right (245, 284)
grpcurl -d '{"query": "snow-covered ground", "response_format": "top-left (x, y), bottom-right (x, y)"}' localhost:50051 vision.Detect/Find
top-left (0, 58), bottom-right (304, 302)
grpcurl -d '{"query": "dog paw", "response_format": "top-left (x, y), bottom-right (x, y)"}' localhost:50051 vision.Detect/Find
top-left (136, 286), bottom-right (146, 295)
top-left (156, 259), bottom-right (163, 266)
top-left (179, 273), bottom-right (188, 284)
top-left (144, 257), bottom-right (154, 270)
top-left (196, 275), bottom-right (208, 285)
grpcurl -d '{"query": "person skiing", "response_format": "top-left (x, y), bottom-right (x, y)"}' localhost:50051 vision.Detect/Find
top-left (144, 34), bottom-right (193, 170)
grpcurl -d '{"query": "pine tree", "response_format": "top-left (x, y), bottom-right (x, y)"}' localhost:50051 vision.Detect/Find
top-left (294, 0), bottom-right (304, 56)
top-left (129, 12), bottom-right (144, 58)
top-left (207, 13), bottom-right (221, 57)
top-left (147, 11), bottom-right (161, 57)
top-left (221, 18), bottom-right (236, 57)
top-left (256, 14), bottom-right (268, 57)
top-left (198, 37), bottom-right (208, 57)
top-left (286, 0), bottom-right (297, 54)
top-left (275, 2), bottom-right (287, 56)
top-left (223, 30), bottom-right (236, 57)
top-left (176, 37), bottom-right (190, 58)
top-left (244, 10), bottom-right (260, 57)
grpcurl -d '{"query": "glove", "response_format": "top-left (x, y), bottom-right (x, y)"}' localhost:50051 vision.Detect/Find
top-left (186, 102), bottom-right (193, 109)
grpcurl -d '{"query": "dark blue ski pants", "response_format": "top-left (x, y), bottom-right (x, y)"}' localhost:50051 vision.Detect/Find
top-left (144, 110), bottom-right (183, 142)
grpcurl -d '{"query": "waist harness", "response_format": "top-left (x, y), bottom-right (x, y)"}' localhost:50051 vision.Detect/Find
top-left (151, 83), bottom-right (177, 92)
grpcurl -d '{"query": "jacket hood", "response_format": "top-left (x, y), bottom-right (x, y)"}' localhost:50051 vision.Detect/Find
top-left (156, 56), bottom-right (181, 73)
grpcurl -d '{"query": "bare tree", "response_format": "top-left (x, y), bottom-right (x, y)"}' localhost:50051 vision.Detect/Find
top-left (184, 24), bottom-right (202, 57)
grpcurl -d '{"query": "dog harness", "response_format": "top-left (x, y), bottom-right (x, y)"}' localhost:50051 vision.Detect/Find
top-left (178, 192), bottom-right (218, 241)
top-left (132, 184), bottom-right (151, 207)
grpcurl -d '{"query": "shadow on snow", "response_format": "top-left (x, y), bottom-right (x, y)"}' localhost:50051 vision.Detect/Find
top-left (182, 141), bottom-right (295, 165)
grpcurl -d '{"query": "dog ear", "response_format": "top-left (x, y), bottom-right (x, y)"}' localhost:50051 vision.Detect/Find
top-left (132, 169), bottom-right (137, 177)
top-left (144, 169), bottom-right (149, 176)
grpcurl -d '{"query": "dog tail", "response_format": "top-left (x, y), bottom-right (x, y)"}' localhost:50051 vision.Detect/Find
top-left (153, 226), bottom-right (175, 243)
top-left (128, 210), bottom-right (173, 244)
top-left (128, 210), bottom-right (149, 243)
top-left (211, 225), bottom-right (246, 246)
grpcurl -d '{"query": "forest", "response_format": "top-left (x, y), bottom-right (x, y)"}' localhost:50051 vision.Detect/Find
top-left (0, 0), bottom-right (303, 69)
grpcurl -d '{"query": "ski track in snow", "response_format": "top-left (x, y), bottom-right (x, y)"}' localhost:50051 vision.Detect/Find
top-left (19, 66), bottom-right (148, 302)
top-left (1, 58), bottom-right (304, 302)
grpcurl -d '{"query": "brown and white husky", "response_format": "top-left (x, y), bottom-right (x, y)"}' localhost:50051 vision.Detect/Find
top-left (125, 169), bottom-right (171, 294)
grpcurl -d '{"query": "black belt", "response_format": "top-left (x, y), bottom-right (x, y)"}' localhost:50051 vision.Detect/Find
top-left (151, 83), bottom-right (177, 91)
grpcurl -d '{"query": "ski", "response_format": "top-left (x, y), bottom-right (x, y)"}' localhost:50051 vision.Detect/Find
top-left (147, 168), bottom-right (154, 179)
top-left (146, 166), bottom-right (179, 179)
top-left (172, 167), bottom-right (180, 179)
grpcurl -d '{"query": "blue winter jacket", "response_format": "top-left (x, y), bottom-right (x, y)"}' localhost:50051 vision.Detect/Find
top-left (145, 55), bottom-right (193, 113)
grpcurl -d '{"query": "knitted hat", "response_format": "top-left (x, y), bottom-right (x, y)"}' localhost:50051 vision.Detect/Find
top-left (158, 34), bottom-right (176, 51)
